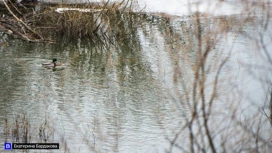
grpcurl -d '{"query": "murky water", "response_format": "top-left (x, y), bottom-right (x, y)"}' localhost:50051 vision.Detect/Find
top-left (0, 32), bottom-right (173, 152)
top-left (1, 1), bottom-right (272, 153)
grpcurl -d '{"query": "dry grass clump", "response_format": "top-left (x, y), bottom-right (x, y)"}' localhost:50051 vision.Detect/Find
top-left (3, 113), bottom-right (54, 143)
top-left (0, 0), bottom-right (138, 42)
top-left (36, 7), bottom-right (98, 40)
top-left (4, 114), bottom-right (31, 143)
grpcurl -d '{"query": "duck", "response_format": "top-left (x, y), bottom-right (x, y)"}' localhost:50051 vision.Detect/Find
top-left (42, 58), bottom-right (62, 67)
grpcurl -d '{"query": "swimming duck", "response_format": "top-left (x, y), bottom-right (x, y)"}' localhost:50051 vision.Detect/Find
top-left (42, 58), bottom-right (62, 67)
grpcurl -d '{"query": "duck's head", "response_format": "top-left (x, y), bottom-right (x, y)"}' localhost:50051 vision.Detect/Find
top-left (52, 58), bottom-right (57, 63)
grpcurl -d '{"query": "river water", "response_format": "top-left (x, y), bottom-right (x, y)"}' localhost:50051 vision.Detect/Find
top-left (1, 0), bottom-right (272, 153)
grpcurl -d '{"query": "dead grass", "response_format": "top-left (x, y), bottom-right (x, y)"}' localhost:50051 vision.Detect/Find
top-left (4, 113), bottom-right (54, 143)
top-left (0, 0), bottom-right (138, 42)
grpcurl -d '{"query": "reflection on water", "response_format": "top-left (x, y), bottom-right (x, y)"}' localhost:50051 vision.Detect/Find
top-left (39, 0), bottom-right (244, 16)
top-left (0, 28), bottom-right (169, 152)
top-left (1, 7), bottom-right (272, 153)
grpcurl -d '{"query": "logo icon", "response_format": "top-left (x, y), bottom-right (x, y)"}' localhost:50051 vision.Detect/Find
top-left (4, 143), bottom-right (12, 150)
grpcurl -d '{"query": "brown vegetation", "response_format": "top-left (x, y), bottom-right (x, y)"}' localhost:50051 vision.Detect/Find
top-left (0, 0), bottom-right (137, 42)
